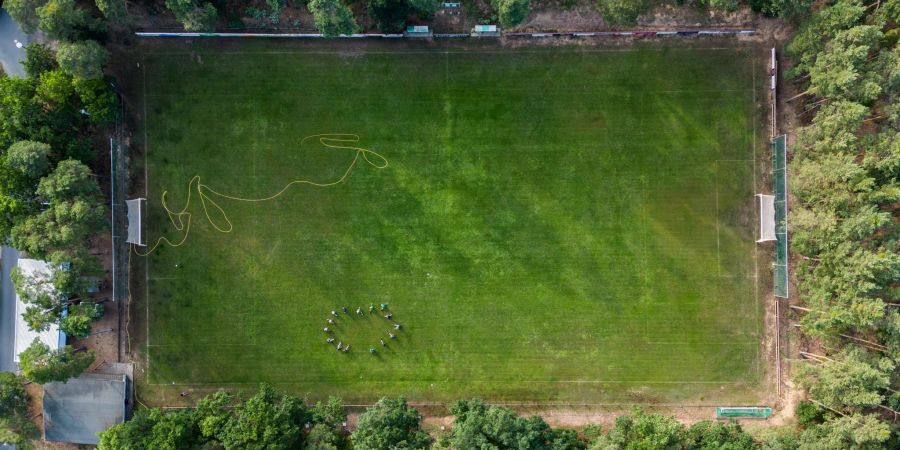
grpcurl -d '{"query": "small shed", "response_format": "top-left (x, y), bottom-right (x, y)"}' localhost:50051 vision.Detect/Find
top-left (404, 25), bottom-right (432, 38)
top-left (43, 373), bottom-right (127, 445)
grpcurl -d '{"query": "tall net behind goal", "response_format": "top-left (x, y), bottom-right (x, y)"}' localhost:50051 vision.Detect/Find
top-left (772, 135), bottom-right (788, 298)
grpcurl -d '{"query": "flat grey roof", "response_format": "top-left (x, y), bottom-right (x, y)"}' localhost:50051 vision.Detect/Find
top-left (0, 246), bottom-right (21, 373)
top-left (43, 374), bottom-right (126, 445)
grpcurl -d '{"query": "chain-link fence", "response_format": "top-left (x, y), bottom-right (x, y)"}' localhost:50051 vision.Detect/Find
top-left (772, 134), bottom-right (788, 298)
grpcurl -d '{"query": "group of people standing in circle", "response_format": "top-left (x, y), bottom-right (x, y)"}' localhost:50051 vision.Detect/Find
top-left (323, 303), bottom-right (402, 354)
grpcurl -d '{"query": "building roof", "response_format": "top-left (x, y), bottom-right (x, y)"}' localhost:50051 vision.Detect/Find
top-left (0, 246), bottom-right (21, 372)
top-left (43, 373), bottom-right (127, 445)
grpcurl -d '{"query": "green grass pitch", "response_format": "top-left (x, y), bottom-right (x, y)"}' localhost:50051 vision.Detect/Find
top-left (137, 42), bottom-right (764, 404)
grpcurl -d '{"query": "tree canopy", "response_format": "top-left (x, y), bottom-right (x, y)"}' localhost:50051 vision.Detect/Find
top-left (352, 397), bottom-right (432, 450)
top-left (309, 0), bottom-right (359, 37)
top-left (18, 339), bottom-right (95, 384)
top-left (56, 40), bottom-right (109, 80)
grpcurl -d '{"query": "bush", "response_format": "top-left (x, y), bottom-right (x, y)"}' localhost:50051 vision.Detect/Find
top-left (597, 0), bottom-right (646, 26)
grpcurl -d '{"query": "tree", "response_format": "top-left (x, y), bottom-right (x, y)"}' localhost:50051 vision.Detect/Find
top-left (301, 396), bottom-right (350, 450)
top-left (165, 0), bottom-right (218, 32)
top-left (493, 0), bottom-right (531, 28)
top-left (311, 396), bottom-right (348, 426)
top-left (10, 159), bottom-right (106, 259)
top-left (36, 0), bottom-right (90, 41)
top-left (448, 399), bottom-right (582, 450)
top-left (12, 249), bottom-right (105, 337)
top-left (218, 383), bottom-right (309, 450)
top-left (352, 397), bottom-right (432, 450)
top-left (407, 0), bottom-right (439, 16)
top-left (795, 401), bottom-right (824, 428)
top-left (4, 0), bottom-right (48, 33)
top-left (0, 373), bottom-right (27, 419)
top-left (95, 0), bottom-right (127, 24)
top-left (588, 408), bottom-right (687, 450)
top-left (305, 423), bottom-right (348, 450)
top-left (56, 40), bottom-right (108, 80)
top-left (795, 101), bottom-right (868, 155)
top-left (181, 3), bottom-right (218, 32)
top-left (0, 66), bottom-right (93, 162)
top-left (807, 26), bottom-right (884, 104)
top-left (596, 0), bottom-right (646, 26)
top-left (785, 0), bottom-right (866, 76)
top-left (309, 0), bottom-right (359, 37)
top-left (750, 0), bottom-right (811, 20)
top-left (684, 420), bottom-right (757, 449)
top-left (59, 302), bottom-right (103, 337)
top-left (365, 0), bottom-right (409, 33)
top-left (797, 414), bottom-right (890, 450)
top-left (10, 193), bottom-right (106, 265)
top-left (22, 43), bottom-right (59, 79)
top-left (0, 372), bottom-right (37, 448)
top-left (73, 76), bottom-right (117, 124)
top-left (98, 408), bottom-right (206, 450)
top-left (195, 391), bottom-right (233, 439)
top-left (36, 69), bottom-right (76, 106)
top-left (699, 0), bottom-right (740, 12)
top-left (18, 339), bottom-right (94, 384)
top-left (38, 158), bottom-right (101, 200)
top-left (797, 348), bottom-right (893, 412)
top-left (6, 141), bottom-right (51, 179)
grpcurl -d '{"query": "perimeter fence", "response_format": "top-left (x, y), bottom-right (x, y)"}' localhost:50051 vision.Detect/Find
top-left (772, 134), bottom-right (788, 298)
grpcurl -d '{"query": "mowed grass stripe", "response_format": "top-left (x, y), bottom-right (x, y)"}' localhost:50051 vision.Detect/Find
top-left (141, 44), bottom-right (761, 404)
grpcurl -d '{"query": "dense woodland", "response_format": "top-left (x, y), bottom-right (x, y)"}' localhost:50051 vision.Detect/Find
top-left (1, 0), bottom-right (820, 37)
top-left (0, 0), bottom-right (898, 447)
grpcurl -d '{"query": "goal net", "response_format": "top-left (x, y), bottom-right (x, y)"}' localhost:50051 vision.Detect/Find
top-left (757, 194), bottom-right (776, 242)
top-left (126, 198), bottom-right (146, 246)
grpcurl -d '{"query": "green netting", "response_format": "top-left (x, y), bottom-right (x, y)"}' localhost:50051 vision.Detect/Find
top-left (716, 407), bottom-right (773, 419)
top-left (772, 135), bottom-right (788, 298)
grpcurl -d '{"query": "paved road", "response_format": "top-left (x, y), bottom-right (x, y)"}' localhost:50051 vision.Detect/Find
top-left (0, 246), bottom-right (19, 373)
top-left (0, 9), bottom-right (29, 77)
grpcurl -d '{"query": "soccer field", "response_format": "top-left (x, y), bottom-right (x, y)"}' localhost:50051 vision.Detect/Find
top-left (135, 42), bottom-right (764, 405)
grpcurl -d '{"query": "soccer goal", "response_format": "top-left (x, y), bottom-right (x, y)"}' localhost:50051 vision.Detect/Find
top-left (126, 198), bottom-right (146, 246)
top-left (757, 194), bottom-right (776, 243)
